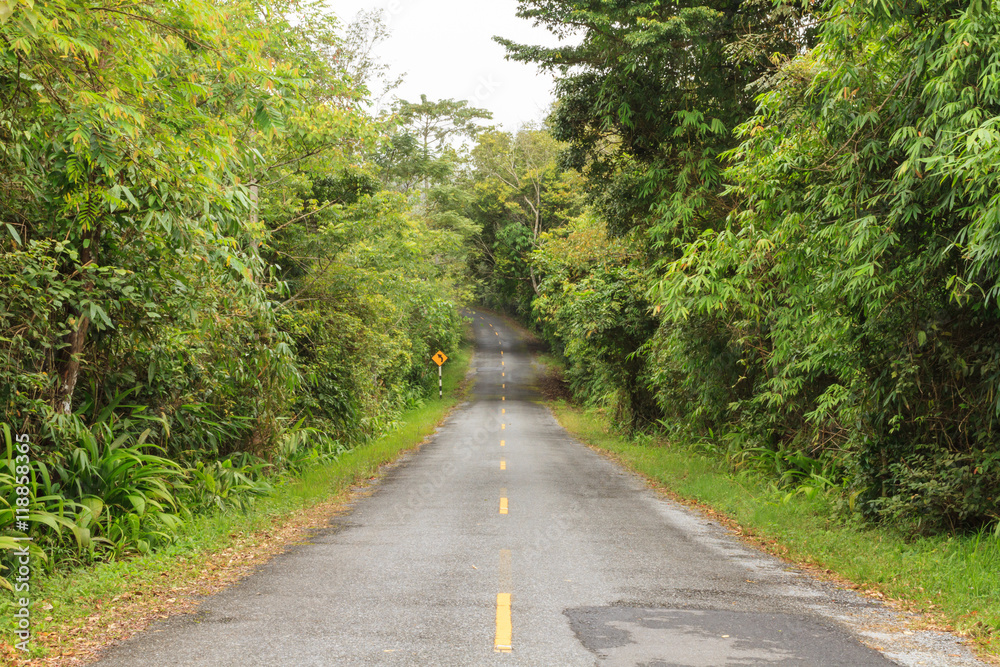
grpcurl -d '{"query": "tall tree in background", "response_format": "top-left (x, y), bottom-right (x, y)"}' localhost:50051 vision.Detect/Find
top-left (378, 95), bottom-right (493, 193)
top-left (467, 124), bottom-right (584, 316)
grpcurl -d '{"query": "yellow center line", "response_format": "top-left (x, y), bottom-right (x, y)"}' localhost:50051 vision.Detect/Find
top-left (502, 372), bottom-right (505, 377)
top-left (495, 594), bottom-right (512, 652)
top-left (501, 423), bottom-right (505, 430)
top-left (500, 439), bottom-right (505, 446)
top-left (496, 550), bottom-right (513, 652)
top-left (500, 459), bottom-right (506, 470)
top-left (499, 497), bottom-right (508, 514)
top-left (502, 408), bottom-right (505, 414)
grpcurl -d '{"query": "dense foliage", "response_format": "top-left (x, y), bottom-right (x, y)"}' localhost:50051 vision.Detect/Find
top-left (467, 124), bottom-right (585, 316)
top-left (0, 0), bottom-right (471, 580)
top-left (485, 0), bottom-right (1000, 532)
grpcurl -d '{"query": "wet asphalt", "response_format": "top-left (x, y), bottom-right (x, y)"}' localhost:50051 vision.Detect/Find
top-left (89, 311), bottom-right (981, 666)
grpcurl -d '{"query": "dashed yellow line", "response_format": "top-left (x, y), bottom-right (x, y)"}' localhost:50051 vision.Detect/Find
top-left (502, 408), bottom-right (505, 414)
top-left (501, 423), bottom-right (505, 430)
top-left (496, 550), bottom-right (513, 652)
top-left (500, 439), bottom-right (505, 447)
top-left (495, 593), bottom-right (512, 652)
top-left (499, 496), bottom-right (508, 514)
top-left (500, 459), bottom-right (506, 470)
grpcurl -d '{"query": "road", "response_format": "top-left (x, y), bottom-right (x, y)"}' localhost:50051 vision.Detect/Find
top-left (91, 311), bottom-right (983, 666)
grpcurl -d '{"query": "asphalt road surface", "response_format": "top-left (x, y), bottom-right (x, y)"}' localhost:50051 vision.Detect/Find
top-left (91, 311), bottom-right (982, 666)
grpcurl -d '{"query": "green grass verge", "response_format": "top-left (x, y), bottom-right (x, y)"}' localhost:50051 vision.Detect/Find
top-left (1, 342), bottom-right (473, 662)
top-left (550, 401), bottom-right (1000, 659)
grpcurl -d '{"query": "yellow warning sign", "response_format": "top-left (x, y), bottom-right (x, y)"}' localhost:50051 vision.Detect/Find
top-left (432, 351), bottom-right (448, 366)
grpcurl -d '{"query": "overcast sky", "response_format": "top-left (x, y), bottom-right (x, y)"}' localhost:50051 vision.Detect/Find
top-left (329, 0), bottom-right (567, 131)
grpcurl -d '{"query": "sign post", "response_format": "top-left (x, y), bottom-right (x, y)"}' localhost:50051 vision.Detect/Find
top-left (432, 351), bottom-right (448, 398)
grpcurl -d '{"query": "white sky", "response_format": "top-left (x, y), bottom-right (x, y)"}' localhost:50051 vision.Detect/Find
top-left (328, 0), bottom-right (566, 131)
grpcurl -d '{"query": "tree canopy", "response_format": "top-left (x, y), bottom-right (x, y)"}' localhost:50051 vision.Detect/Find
top-left (0, 1), bottom-right (474, 570)
top-left (484, 0), bottom-right (1000, 532)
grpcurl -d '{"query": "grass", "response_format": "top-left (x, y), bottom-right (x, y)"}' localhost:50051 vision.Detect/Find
top-left (0, 342), bottom-right (473, 665)
top-left (550, 401), bottom-right (1000, 661)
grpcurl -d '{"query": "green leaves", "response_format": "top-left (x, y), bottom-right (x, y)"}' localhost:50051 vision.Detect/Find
top-left (651, 0), bottom-right (1000, 530)
top-left (0, 0), bottom-right (14, 25)
top-left (4, 223), bottom-right (21, 246)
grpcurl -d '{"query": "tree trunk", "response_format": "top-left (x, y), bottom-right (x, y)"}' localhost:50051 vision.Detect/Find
top-left (56, 315), bottom-right (90, 415)
top-left (55, 225), bottom-right (98, 415)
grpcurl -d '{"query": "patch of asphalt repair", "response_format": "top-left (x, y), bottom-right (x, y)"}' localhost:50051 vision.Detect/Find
top-left (559, 468), bottom-right (988, 667)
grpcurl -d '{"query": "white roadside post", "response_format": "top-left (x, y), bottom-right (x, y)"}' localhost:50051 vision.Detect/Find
top-left (432, 351), bottom-right (448, 398)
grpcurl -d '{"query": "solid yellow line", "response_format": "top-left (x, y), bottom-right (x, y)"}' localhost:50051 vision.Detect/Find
top-left (499, 497), bottom-right (508, 514)
top-left (495, 593), bottom-right (512, 652)
top-left (500, 459), bottom-right (506, 470)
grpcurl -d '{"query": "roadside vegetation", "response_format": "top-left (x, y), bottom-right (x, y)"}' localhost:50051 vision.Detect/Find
top-left (0, 339), bottom-right (471, 664)
top-left (472, 2), bottom-right (1000, 537)
top-left (0, 0), bottom-right (486, 606)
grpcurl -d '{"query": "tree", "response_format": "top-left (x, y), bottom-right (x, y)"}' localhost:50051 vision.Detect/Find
top-left (497, 0), bottom-right (806, 240)
top-left (376, 95), bottom-right (492, 194)
top-left (0, 0), bottom-right (472, 567)
top-left (533, 213), bottom-right (657, 428)
top-left (0, 0), bottom-right (292, 419)
top-left (489, 2), bottom-right (805, 429)
top-left (397, 95), bottom-right (494, 160)
top-left (337, 9), bottom-right (404, 108)
top-left (468, 124), bottom-right (584, 314)
top-left (655, 0), bottom-right (1000, 530)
